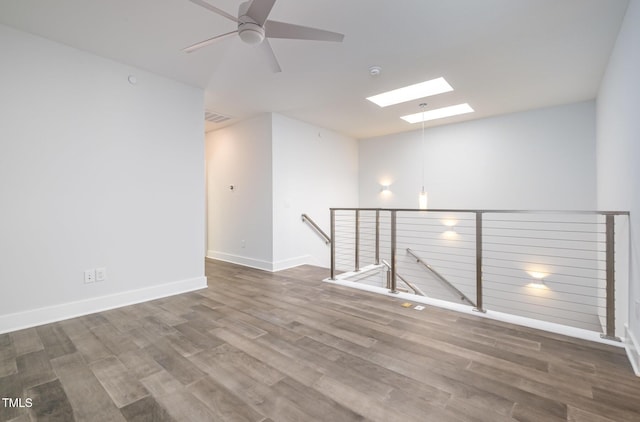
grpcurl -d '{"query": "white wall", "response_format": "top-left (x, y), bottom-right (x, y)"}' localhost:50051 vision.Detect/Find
top-left (353, 101), bottom-right (607, 333)
top-left (272, 114), bottom-right (358, 269)
top-left (206, 113), bottom-right (358, 271)
top-left (597, 0), bottom-right (640, 370)
top-left (359, 101), bottom-right (597, 210)
top-left (0, 24), bottom-right (206, 332)
top-left (205, 114), bottom-right (274, 269)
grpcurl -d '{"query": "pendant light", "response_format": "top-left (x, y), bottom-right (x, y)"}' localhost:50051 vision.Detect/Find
top-left (418, 103), bottom-right (428, 210)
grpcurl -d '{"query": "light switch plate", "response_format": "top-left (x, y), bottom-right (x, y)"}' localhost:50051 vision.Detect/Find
top-left (96, 267), bottom-right (106, 282)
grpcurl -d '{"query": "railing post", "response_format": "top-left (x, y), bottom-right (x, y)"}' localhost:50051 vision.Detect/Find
top-left (474, 211), bottom-right (485, 313)
top-left (355, 209), bottom-right (360, 271)
top-left (603, 214), bottom-right (619, 340)
top-left (330, 209), bottom-right (336, 280)
top-left (375, 209), bottom-right (380, 265)
top-left (389, 210), bottom-right (398, 294)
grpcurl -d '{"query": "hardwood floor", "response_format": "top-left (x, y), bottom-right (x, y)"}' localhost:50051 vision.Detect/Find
top-left (2, 258), bottom-right (640, 421)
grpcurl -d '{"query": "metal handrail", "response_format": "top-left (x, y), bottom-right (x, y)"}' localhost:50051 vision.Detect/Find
top-left (301, 214), bottom-right (331, 245)
top-left (381, 260), bottom-right (426, 296)
top-left (406, 248), bottom-right (476, 307)
top-left (330, 207), bottom-right (629, 215)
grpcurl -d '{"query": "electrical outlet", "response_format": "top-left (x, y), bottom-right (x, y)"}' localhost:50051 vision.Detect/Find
top-left (96, 267), bottom-right (107, 282)
top-left (241, 240), bottom-right (246, 248)
top-left (84, 269), bottom-right (96, 284)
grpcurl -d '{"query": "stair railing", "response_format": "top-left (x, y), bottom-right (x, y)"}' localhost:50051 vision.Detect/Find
top-left (301, 214), bottom-right (331, 245)
top-left (329, 208), bottom-right (629, 341)
top-left (381, 259), bottom-right (426, 296)
top-left (406, 248), bottom-right (475, 306)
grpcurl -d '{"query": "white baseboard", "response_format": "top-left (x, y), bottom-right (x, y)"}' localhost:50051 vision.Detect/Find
top-left (625, 324), bottom-right (640, 376)
top-left (207, 250), bottom-right (311, 272)
top-left (208, 250), bottom-right (274, 271)
top-left (272, 255), bottom-right (312, 271)
top-left (0, 276), bottom-right (207, 334)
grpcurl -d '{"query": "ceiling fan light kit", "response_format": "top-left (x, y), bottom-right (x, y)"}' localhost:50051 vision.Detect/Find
top-left (185, 0), bottom-right (344, 72)
top-left (238, 21), bottom-right (265, 44)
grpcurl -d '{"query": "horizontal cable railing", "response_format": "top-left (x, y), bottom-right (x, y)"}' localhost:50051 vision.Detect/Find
top-left (329, 208), bottom-right (629, 341)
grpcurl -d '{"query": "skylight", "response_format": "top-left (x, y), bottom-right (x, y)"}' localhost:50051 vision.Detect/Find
top-left (366, 77), bottom-right (453, 107)
top-left (401, 103), bottom-right (474, 123)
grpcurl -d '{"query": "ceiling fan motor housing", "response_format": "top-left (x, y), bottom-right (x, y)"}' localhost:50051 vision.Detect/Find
top-left (237, 1), bottom-right (264, 45)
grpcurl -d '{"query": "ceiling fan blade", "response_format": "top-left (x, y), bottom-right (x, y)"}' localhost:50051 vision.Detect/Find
top-left (258, 38), bottom-right (282, 73)
top-left (245, 0), bottom-right (276, 26)
top-left (183, 30), bottom-right (238, 53)
top-left (188, 0), bottom-right (238, 23)
top-left (265, 20), bottom-right (344, 42)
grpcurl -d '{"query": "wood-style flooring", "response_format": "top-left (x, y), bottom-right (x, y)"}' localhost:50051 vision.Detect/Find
top-left (2, 258), bottom-right (640, 421)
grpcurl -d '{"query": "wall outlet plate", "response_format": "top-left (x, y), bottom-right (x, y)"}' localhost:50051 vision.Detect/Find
top-left (84, 269), bottom-right (96, 284)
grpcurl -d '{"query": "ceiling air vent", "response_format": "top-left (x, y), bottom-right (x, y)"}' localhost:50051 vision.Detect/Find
top-left (204, 110), bottom-right (232, 124)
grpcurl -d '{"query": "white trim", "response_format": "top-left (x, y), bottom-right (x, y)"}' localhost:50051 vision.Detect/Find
top-left (272, 255), bottom-right (311, 271)
top-left (0, 276), bottom-right (207, 334)
top-left (325, 276), bottom-right (626, 348)
top-left (625, 324), bottom-right (640, 376)
top-left (207, 250), bottom-right (312, 272)
top-left (207, 250), bottom-right (273, 271)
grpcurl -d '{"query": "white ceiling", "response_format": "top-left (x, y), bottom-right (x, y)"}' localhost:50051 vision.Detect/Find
top-left (0, 0), bottom-right (629, 139)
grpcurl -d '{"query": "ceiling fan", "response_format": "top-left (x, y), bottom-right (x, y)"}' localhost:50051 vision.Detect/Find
top-left (185, 0), bottom-right (345, 72)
